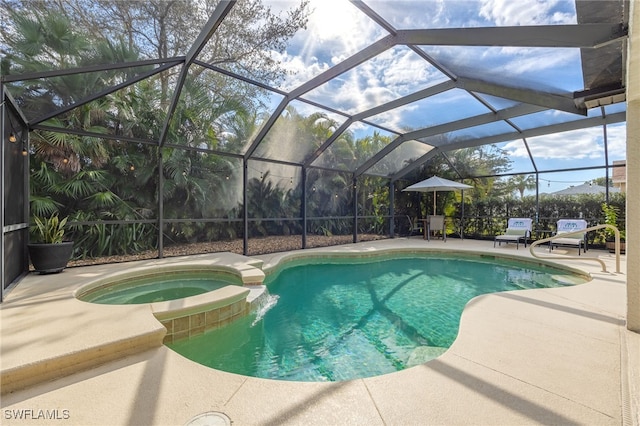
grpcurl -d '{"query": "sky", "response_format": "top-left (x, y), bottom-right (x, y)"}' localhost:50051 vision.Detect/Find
top-left (259, 0), bottom-right (625, 194)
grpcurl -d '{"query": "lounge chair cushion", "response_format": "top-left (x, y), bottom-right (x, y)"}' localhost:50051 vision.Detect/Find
top-left (552, 231), bottom-right (586, 246)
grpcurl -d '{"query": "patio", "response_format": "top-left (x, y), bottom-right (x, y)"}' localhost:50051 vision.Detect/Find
top-left (1, 238), bottom-right (636, 425)
top-left (2, 1), bottom-right (640, 424)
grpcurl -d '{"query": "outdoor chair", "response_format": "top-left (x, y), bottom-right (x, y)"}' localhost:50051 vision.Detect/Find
top-left (494, 218), bottom-right (532, 249)
top-left (406, 216), bottom-right (424, 238)
top-left (427, 215), bottom-right (446, 241)
top-left (549, 219), bottom-right (588, 255)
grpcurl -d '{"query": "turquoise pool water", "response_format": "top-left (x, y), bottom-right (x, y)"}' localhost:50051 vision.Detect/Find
top-left (167, 253), bottom-right (588, 382)
top-left (79, 271), bottom-right (241, 304)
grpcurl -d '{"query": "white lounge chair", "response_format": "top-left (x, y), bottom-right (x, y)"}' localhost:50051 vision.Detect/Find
top-left (494, 218), bottom-right (532, 249)
top-left (549, 219), bottom-right (588, 255)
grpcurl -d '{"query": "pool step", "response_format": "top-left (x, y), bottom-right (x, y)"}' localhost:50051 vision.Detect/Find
top-left (406, 346), bottom-right (448, 367)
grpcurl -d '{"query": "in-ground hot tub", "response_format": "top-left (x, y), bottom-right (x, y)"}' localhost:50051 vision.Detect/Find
top-left (74, 262), bottom-right (265, 343)
top-left (76, 269), bottom-right (243, 304)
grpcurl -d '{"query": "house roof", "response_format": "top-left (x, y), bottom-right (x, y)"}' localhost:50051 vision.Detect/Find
top-left (549, 183), bottom-right (621, 196)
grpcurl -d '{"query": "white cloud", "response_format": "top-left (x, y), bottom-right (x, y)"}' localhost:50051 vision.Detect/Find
top-left (478, 0), bottom-right (576, 26)
top-left (295, 44), bottom-right (443, 119)
top-left (276, 0), bottom-right (388, 94)
top-left (605, 123), bottom-right (627, 160)
top-left (499, 47), bottom-right (578, 76)
top-left (361, 0), bottom-right (575, 29)
top-left (272, 50), bottom-right (330, 89)
top-left (504, 127), bottom-right (604, 160)
top-left (381, 47), bottom-right (444, 90)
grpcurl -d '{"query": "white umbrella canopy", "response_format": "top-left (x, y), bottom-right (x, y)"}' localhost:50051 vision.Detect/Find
top-left (402, 176), bottom-right (473, 215)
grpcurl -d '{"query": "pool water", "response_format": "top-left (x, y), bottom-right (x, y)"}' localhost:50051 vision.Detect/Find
top-left (167, 254), bottom-right (588, 382)
top-left (79, 271), bottom-right (241, 304)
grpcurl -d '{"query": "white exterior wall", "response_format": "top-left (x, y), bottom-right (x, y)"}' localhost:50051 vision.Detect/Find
top-left (627, 0), bottom-right (640, 332)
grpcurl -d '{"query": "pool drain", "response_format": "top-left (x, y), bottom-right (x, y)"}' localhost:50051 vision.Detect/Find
top-left (185, 411), bottom-right (231, 426)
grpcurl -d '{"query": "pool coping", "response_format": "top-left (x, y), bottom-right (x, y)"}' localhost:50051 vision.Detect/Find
top-left (0, 252), bottom-right (264, 395)
top-left (257, 246), bottom-right (593, 282)
top-left (74, 261), bottom-right (265, 300)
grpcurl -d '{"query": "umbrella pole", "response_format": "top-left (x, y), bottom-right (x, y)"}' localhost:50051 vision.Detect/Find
top-left (433, 191), bottom-right (436, 215)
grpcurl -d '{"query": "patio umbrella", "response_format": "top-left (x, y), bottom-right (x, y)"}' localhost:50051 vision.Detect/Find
top-left (402, 176), bottom-right (473, 215)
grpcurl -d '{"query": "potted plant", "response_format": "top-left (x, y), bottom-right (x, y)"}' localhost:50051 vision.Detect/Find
top-left (27, 213), bottom-right (74, 273)
top-left (601, 203), bottom-right (625, 254)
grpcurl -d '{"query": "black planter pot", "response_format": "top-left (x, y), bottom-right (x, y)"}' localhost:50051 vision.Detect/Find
top-left (27, 241), bottom-right (74, 274)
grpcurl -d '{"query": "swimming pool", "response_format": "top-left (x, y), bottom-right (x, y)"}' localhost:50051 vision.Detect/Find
top-left (78, 270), bottom-right (242, 304)
top-left (167, 252), bottom-right (589, 382)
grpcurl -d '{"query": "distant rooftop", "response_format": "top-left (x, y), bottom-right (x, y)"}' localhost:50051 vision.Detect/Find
top-left (549, 183), bottom-right (621, 196)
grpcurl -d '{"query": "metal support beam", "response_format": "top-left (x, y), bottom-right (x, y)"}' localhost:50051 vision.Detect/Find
top-left (435, 111), bottom-right (626, 152)
top-left (248, 35), bottom-right (397, 162)
top-left (32, 62), bottom-right (178, 126)
top-left (158, 1), bottom-right (236, 147)
top-left (1, 58), bottom-right (185, 83)
top-left (158, 150), bottom-right (164, 258)
top-left (535, 172), bottom-right (540, 226)
top-left (356, 103), bottom-right (544, 178)
top-left (389, 180), bottom-right (395, 237)
top-left (456, 76), bottom-right (586, 116)
top-left (396, 24), bottom-right (627, 48)
top-left (391, 148), bottom-right (440, 182)
top-left (289, 34), bottom-right (396, 99)
top-left (1, 85), bottom-right (5, 302)
top-left (352, 176), bottom-right (358, 243)
top-left (302, 167), bottom-right (307, 249)
top-left (355, 135), bottom-right (406, 178)
top-left (602, 107), bottom-right (611, 204)
top-left (243, 160), bottom-right (248, 255)
top-left (354, 80), bottom-right (456, 121)
top-left (244, 98), bottom-right (289, 160)
top-left (303, 119), bottom-right (354, 167)
top-left (391, 111), bottom-right (625, 182)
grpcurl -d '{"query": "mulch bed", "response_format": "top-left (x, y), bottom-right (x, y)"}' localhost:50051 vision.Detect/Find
top-left (66, 234), bottom-right (387, 268)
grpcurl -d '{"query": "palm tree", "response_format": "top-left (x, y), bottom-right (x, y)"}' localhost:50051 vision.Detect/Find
top-left (508, 175), bottom-right (537, 198)
top-left (245, 171), bottom-right (288, 237)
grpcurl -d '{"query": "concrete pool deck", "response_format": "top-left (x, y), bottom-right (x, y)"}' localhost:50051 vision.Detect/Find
top-left (1, 238), bottom-right (638, 425)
